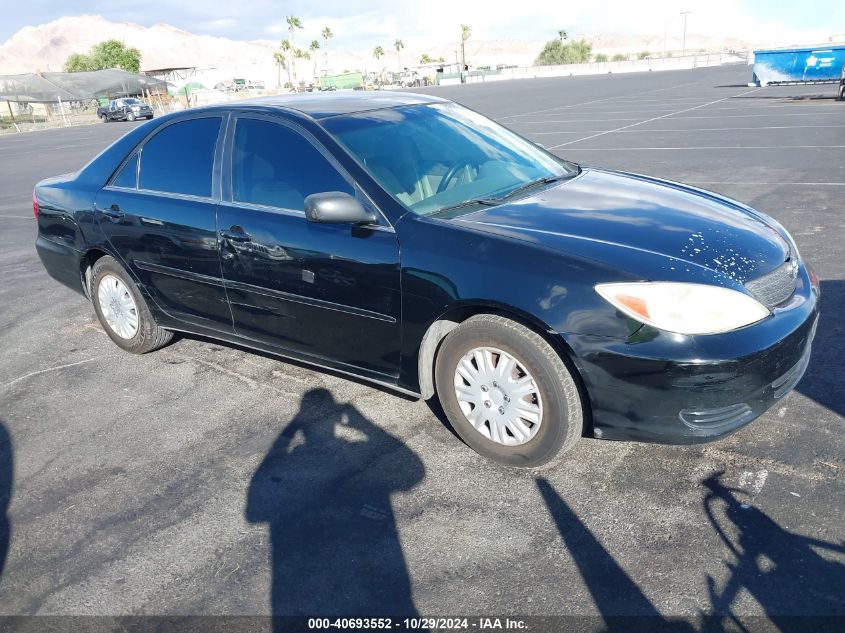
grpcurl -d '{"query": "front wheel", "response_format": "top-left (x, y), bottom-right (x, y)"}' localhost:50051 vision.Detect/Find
top-left (100, 114), bottom-right (108, 122)
top-left (126, 112), bottom-right (136, 121)
top-left (90, 256), bottom-right (173, 354)
top-left (434, 315), bottom-right (583, 469)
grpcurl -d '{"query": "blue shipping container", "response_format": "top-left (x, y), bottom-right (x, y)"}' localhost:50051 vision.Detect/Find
top-left (753, 45), bottom-right (845, 86)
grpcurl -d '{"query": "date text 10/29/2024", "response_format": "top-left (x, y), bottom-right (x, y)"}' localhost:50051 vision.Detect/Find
top-left (308, 618), bottom-right (528, 630)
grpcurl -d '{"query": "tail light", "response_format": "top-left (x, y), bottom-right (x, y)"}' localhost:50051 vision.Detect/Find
top-left (32, 189), bottom-right (39, 218)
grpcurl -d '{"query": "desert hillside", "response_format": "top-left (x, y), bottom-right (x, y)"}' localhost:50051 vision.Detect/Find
top-left (0, 15), bottom-right (761, 79)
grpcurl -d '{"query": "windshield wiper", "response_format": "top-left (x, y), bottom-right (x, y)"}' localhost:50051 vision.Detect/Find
top-left (497, 173), bottom-right (572, 201)
top-left (428, 197), bottom-right (500, 217)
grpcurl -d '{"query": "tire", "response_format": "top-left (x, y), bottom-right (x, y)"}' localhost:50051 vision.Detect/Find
top-left (434, 314), bottom-right (583, 469)
top-left (127, 112), bottom-right (136, 122)
top-left (100, 114), bottom-right (108, 122)
top-left (90, 256), bottom-right (172, 354)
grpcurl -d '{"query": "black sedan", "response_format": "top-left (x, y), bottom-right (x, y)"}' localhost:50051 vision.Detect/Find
top-left (34, 93), bottom-right (819, 468)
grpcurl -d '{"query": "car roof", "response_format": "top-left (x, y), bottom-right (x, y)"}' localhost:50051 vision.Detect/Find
top-left (219, 90), bottom-right (448, 119)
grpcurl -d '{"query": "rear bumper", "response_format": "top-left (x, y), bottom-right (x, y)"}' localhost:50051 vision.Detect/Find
top-left (566, 266), bottom-right (820, 444)
top-left (35, 235), bottom-right (85, 297)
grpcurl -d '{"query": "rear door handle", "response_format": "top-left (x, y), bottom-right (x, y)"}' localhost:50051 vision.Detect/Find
top-left (101, 204), bottom-right (125, 221)
top-left (220, 227), bottom-right (251, 242)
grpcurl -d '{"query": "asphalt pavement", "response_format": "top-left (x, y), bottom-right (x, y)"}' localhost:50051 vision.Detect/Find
top-left (0, 64), bottom-right (843, 627)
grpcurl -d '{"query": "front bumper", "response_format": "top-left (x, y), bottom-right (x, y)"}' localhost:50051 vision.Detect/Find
top-left (566, 266), bottom-right (820, 444)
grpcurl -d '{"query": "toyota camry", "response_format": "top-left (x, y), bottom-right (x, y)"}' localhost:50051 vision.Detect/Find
top-left (34, 92), bottom-right (819, 468)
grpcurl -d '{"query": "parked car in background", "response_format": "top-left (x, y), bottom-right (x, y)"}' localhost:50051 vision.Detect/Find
top-left (34, 93), bottom-right (819, 468)
top-left (97, 98), bottom-right (154, 122)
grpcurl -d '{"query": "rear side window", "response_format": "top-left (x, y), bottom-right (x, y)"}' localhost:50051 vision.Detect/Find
top-left (112, 152), bottom-right (138, 189)
top-left (232, 118), bottom-right (352, 210)
top-left (139, 117), bottom-right (221, 197)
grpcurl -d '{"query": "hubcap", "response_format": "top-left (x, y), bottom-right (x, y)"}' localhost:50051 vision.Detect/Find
top-left (453, 346), bottom-right (543, 446)
top-left (97, 275), bottom-right (139, 339)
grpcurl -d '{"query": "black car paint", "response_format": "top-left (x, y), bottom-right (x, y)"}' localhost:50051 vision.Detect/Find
top-left (33, 94), bottom-right (820, 444)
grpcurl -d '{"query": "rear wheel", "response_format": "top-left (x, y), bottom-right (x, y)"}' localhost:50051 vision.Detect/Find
top-left (100, 114), bottom-right (108, 122)
top-left (90, 256), bottom-right (172, 353)
top-left (434, 314), bottom-right (583, 469)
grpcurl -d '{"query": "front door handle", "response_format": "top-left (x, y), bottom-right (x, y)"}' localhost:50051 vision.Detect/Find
top-left (220, 227), bottom-right (251, 242)
top-left (101, 204), bottom-right (125, 221)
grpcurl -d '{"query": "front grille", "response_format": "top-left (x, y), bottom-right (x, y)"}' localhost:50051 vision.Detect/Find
top-left (745, 260), bottom-right (798, 308)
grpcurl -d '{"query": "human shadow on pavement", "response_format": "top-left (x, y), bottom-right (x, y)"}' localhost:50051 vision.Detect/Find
top-left (246, 388), bottom-right (425, 621)
top-left (701, 471), bottom-right (845, 631)
top-left (0, 420), bottom-right (11, 583)
top-left (536, 477), bottom-right (695, 632)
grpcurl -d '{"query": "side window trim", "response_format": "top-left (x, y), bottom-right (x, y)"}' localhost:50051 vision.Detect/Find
top-left (106, 149), bottom-right (140, 189)
top-left (223, 113), bottom-right (391, 228)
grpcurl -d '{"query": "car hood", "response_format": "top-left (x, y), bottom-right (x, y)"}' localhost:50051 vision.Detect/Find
top-left (455, 168), bottom-right (790, 283)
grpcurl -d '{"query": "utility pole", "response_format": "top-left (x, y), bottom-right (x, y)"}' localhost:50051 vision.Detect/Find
top-left (681, 11), bottom-right (692, 56)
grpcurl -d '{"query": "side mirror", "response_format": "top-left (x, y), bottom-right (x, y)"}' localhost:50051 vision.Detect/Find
top-left (304, 192), bottom-right (378, 225)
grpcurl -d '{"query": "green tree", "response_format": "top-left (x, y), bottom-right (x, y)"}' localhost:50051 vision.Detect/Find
top-left (280, 39), bottom-right (293, 86)
top-left (394, 38), bottom-right (404, 70)
top-left (321, 26), bottom-right (333, 72)
top-left (273, 50), bottom-right (286, 88)
top-left (595, 53), bottom-right (608, 62)
top-left (310, 40), bottom-right (320, 79)
top-left (63, 52), bottom-right (92, 72)
top-left (460, 24), bottom-right (471, 70)
top-left (420, 53), bottom-right (432, 64)
top-left (373, 45), bottom-right (385, 67)
top-left (535, 38), bottom-right (592, 65)
top-left (611, 53), bottom-right (626, 62)
top-left (63, 39), bottom-right (141, 73)
top-left (286, 16), bottom-right (304, 82)
top-left (558, 29), bottom-right (568, 41)
top-left (638, 50), bottom-right (650, 60)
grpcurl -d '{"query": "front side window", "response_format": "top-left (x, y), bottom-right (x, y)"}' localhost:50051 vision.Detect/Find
top-left (322, 103), bottom-right (577, 216)
top-left (139, 117), bottom-right (221, 197)
top-left (232, 118), bottom-right (353, 210)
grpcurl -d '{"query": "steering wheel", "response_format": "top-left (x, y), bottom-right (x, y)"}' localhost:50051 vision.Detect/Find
top-left (437, 158), bottom-right (477, 194)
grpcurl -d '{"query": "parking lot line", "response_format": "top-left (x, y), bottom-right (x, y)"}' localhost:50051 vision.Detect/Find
top-left (526, 124), bottom-right (845, 136)
top-left (685, 181), bottom-right (845, 186)
top-left (562, 145), bottom-right (845, 151)
top-left (497, 78), bottom-right (710, 120)
top-left (549, 87), bottom-right (761, 149)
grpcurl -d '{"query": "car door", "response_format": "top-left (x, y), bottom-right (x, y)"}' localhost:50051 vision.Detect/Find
top-left (109, 100), bottom-right (123, 121)
top-left (95, 114), bottom-right (234, 331)
top-left (218, 114), bottom-right (401, 377)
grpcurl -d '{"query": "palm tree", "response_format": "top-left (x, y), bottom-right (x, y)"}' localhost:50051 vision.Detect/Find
top-left (321, 26), bottom-right (333, 72)
top-left (394, 39), bottom-right (404, 70)
top-left (460, 24), bottom-right (471, 71)
top-left (558, 29), bottom-right (568, 42)
top-left (310, 40), bottom-right (320, 80)
top-left (273, 50), bottom-right (286, 88)
top-left (286, 16), bottom-right (304, 82)
top-left (280, 39), bottom-right (292, 86)
top-left (373, 45), bottom-right (384, 64)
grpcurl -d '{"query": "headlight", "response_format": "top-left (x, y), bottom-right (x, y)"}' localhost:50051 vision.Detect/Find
top-left (595, 282), bottom-right (770, 335)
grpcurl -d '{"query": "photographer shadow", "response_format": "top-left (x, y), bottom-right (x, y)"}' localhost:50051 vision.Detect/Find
top-left (246, 388), bottom-right (425, 620)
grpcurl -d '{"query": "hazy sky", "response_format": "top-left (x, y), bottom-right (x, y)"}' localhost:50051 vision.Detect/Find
top-left (3, 0), bottom-right (843, 48)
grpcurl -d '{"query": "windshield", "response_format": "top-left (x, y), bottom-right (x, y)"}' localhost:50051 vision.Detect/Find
top-left (123, 99), bottom-right (141, 105)
top-left (321, 103), bottom-right (576, 216)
